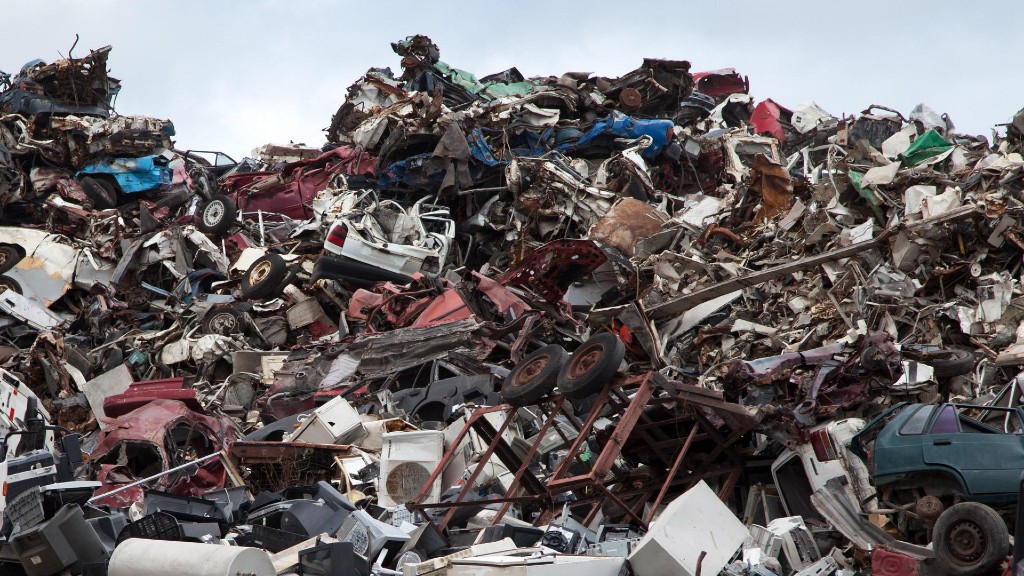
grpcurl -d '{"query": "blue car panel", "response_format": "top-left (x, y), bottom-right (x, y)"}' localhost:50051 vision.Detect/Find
top-left (556, 112), bottom-right (673, 159)
top-left (77, 154), bottom-right (172, 194)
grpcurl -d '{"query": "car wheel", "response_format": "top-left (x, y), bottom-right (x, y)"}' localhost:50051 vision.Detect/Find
top-left (0, 245), bottom-right (21, 273)
top-left (932, 502), bottom-right (1009, 576)
top-left (501, 344), bottom-right (568, 406)
top-left (557, 333), bottom-right (625, 399)
top-left (926, 349), bottom-right (975, 379)
top-left (197, 194), bottom-right (237, 235)
top-left (80, 176), bottom-right (118, 209)
top-left (153, 189), bottom-right (192, 212)
top-left (241, 253), bottom-right (288, 300)
top-left (201, 305), bottom-right (248, 335)
top-left (0, 276), bottom-right (22, 295)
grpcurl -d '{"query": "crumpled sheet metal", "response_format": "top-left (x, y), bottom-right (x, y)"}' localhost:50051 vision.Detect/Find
top-left (348, 317), bottom-right (492, 374)
top-left (90, 398), bottom-right (239, 503)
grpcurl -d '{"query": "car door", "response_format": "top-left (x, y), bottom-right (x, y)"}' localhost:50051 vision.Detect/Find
top-left (241, 164), bottom-right (323, 221)
top-left (922, 405), bottom-right (1024, 497)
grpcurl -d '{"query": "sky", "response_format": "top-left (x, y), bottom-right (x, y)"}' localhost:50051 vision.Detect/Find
top-left (2, 1), bottom-right (1021, 160)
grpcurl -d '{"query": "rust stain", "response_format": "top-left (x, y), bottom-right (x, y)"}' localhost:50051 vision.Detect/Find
top-left (589, 197), bottom-right (666, 256)
top-left (16, 256), bottom-right (47, 271)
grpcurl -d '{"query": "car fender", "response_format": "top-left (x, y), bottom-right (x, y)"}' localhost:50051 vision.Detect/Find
top-left (875, 466), bottom-right (970, 498)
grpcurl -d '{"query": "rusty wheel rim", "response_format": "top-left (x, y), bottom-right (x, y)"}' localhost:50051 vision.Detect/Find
top-left (0, 249), bottom-right (11, 269)
top-left (249, 260), bottom-right (273, 285)
top-left (947, 519), bottom-right (986, 565)
top-left (208, 312), bottom-right (237, 334)
top-left (568, 344), bottom-right (603, 379)
top-left (0, 279), bottom-right (15, 292)
top-left (511, 354), bottom-right (549, 388)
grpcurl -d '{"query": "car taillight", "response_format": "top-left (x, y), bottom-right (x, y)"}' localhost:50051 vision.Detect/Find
top-left (326, 225), bottom-right (347, 248)
top-left (866, 448), bottom-right (874, 474)
top-left (810, 429), bottom-right (838, 461)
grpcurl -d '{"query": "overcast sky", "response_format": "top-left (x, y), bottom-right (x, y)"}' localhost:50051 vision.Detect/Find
top-left (3, 1), bottom-right (1021, 159)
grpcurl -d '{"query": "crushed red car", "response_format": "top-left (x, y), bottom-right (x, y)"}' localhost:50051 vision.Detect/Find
top-left (196, 146), bottom-right (376, 234)
top-left (90, 398), bottom-right (239, 506)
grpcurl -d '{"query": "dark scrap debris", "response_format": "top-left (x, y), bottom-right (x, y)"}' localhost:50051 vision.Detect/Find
top-left (2, 34), bottom-right (1024, 576)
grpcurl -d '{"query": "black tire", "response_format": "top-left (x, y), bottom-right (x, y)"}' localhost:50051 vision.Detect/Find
top-left (80, 176), bottom-right (118, 209)
top-left (928, 349), bottom-right (975, 379)
top-left (201, 305), bottom-right (248, 335)
top-left (153, 189), bottom-right (192, 212)
top-left (0, 276), bottom-right (22, 295)
top-left (501, 345), bottom-right (568, 406)
top-left (557, 333), bottom-right (625, 399)
top-left (197, 194), bottom-right (237, 235)
top-left (311, 254), bottom-right (413, 287)
top-left (241, 253), bottom-right (288, 300)
top-left (283, 270), bottom-right (298, 288)
top-left (0, 245), bottom-right (21, 273)
top-left (932, 502), bottom-right (1008, 576)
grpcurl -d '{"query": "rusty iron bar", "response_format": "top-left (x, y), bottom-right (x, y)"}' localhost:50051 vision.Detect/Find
top-left (717, 467), bottom-right (744, 502)
top-left (547, 374), bottom-right (658, 492)
top-left (408, 406), bottom-right (490, 509)
top-left (437, 409), bottom-right (518, 530)
top-left (489, 397), bottom-right (568, 525)
top-left (546, 383), bottom-right (616, 485)
top-left (644, 424), bottom-right (698, 524)
top-left (408, 402), bottom-right (549, 530)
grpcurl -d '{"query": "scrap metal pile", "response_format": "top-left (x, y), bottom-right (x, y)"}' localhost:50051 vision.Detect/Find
top-left (4, 36), bottom-right (1024, 576)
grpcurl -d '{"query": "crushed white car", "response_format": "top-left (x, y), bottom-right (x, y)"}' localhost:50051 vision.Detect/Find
top-left (313, 189), bottom-right (455, 285)
top-left (0, 226), bottom-right (115, 308)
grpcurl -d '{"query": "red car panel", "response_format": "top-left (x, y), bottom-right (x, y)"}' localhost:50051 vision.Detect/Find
top-left (220, 146), bottom-right (375, 220)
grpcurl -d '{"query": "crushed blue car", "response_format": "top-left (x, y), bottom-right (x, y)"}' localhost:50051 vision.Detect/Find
top-left (514, 112), bottom-right (674, 159)
top-left (75, 154), bottom-right (175, 209)
top-left (78, 155), bottom-right (173, 194)
top-left (378, 127), bottom-right (502, 192)
top-left (557, 111), bottom-right (674, 159)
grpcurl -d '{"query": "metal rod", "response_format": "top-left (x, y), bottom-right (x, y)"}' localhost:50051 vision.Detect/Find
top-left (440, 412), bottom-right (517, 530)
top-left (645, 424), bottom-right (698, 524)
top-left (490, 400), bottom-right (562, 525)
top-left (88, 451), bottom-right (222, 502)
top-left (457, 186), bottom-right (508, 196)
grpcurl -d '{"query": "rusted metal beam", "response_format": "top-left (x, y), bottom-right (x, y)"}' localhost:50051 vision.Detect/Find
top-left (437, 410), bottom-right (518, 530)
top-left (646, 230), bottom-right (894, 320)
top-left (645, 425), bottom-right (698, 524)
top-left (548, 374), bottom-right (658, 491)
top-left (490, 398), bottom-right (567, 524)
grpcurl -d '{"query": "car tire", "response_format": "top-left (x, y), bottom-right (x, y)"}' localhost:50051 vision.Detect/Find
top-left (557, 333), bottom-right (625, 399)
top-left (197, 194), bottom-right (237, 235)
top-left (0, 276), bottom-right (23, 295)
top-left (0, 245), bottom-right (21, 274)
top-left (501, 345), bottom-right (568, 406)
top-left (932, 502), bottom-right (1008, 576)
top-left (241, 253), bottom-right (288, 300)
top-left (311, 254), bottom-right (414, 287)
top-left (80, 176), bottom-right (118, 209)
top-left (153, 189), bottom-right (192, 212)
top-left (201, 305), bottom-right (249, 335)
top-left (927, 349), bottom-right (975, 379)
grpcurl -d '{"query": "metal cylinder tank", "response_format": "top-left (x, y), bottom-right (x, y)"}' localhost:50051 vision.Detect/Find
top-left (108, 539), bottom-right (275, 576)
